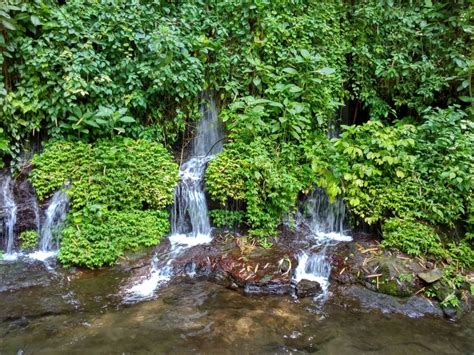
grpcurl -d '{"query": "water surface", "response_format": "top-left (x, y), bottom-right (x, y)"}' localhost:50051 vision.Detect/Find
top-left (0, 260), bottom-right (472, 354)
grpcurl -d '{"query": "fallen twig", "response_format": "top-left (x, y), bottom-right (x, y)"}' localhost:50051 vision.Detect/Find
top-left (367, 273), bottom-right (383, 278)
top-left (415, 287), bottom-right (426, 295)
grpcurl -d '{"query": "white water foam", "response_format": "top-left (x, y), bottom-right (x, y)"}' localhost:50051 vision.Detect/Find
top-left (1, 252), bottom-right (21, 262)
top-left (127, 94), bottom-right (222, 301)
top-left (28, 250), bottom-right (57, 262)
top-left (1, 174), bottom-right (17, 256)
top-left (294, 188), bottom-right (352, 301)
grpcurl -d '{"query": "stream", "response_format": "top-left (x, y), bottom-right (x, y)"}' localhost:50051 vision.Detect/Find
top-left (0, 259), bottom-right (473, 354)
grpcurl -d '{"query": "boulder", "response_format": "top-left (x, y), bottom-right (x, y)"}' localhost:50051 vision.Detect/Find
top-left (418, 268), bottom-right (443, 284)
top-left (295, 279), bottom-right (322, 298)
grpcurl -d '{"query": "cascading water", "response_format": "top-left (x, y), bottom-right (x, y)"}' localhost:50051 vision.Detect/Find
top-left (170, 158), bottom-right (213, 239)
top-left (128, 95), bottom-right (223, 300)
top-left (294, 188), bottom-right (352, 300)
top-left (29, 190), bottom-right (69, 261)
top-left (1, 175), bottom-right (18, 258)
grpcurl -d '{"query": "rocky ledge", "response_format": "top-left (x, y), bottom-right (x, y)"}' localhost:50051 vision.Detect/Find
top-left (123, 231), bottom-right (473, 320)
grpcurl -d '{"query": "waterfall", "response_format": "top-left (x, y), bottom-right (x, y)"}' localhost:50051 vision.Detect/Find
top-left (29, 190), bottom-right (69, 261)
top-left (171, 97), bottom-right (223, 239)
top-left (294, 188), bottom-right (352, 300)
top-left (128, 94), bottom-right (223, 300)
top-left (294, 252), bottom-right (331, 291)
top-left (1, 175), bottom-right (17, 256)
top-left (170, 158), bottom-right (212, 238)
top-left (299, 188), bottom-right (349, 240)
top-left (39, 190), bottom-right (69, 251)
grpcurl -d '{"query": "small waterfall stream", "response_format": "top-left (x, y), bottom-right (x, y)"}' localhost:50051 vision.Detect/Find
top-left (29, 190), bottom-right (69, 261)
top-left (39, 190), bottom-right (69, 251)
top-left (129, 95), bottom-right (223, 300)
top-left (294, 188), bottom-right (352, 300)
top-left (1, 175), bottom-right (18, 258)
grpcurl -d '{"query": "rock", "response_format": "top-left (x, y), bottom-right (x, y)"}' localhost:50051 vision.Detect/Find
top-left (244, 282), bottom-right (291, 296)
top-left (442, 290), bottom-right (473, 321)
top-left (336, 284), bottom-right (444, 318)
top-left (235, 317), bottom-right (253, 336)
top-left (460, 289), bottom-right (472, 314)
top-left (418, 268), bottom-right (443, 283)
top-left (442, 306), bottom-right (458, 320)
top-left (295, 279), bottom-right (322, 298)
top-left (279, 258), bottom-right (291, 274)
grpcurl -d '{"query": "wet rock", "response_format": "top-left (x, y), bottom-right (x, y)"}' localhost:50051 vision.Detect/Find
top-left (0, 260), bottom-right (53, 293)
top-left (13, 175), bottom-right (41, 235)
top-left (244, 282), bottom-right (290, 296)
top-left (295, 279), bottom-right (322, 298)
top-left (335, 285), bottom-right (443, 318)
top-left (164, 235), bottom-right (295, 296)
top-left (418, 268), bottom-right (443, 284)
top-left (330, 240), bottom-right (426, 298)
top-left (442, 306), bottom-right (458, 320)
top-left (439, 288), bottom-right (472, 321)
top-left (460, 290), bottom-right (473, 314)
top-left (235, 317), bottom-right (253, 336)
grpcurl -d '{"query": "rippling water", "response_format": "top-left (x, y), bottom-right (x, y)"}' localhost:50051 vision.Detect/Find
top-left (0, 259), bottom-right (473, 354)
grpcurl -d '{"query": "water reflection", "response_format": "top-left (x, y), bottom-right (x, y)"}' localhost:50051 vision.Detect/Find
top-left (0, 262), bottom-right (472, 354)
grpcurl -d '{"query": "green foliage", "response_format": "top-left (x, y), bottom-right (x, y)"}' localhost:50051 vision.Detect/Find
top-left (1, 0), bottom-right (204, 149)
top-left (1, 0), bottom-right (471, 275)
top-left (382, 218), bottom-right (473, 269)
top-left (30, 138), bottom-right (178, 267)
top-left (30, 138), bottom-right (178, 210)
top-left (58, 209), bottom-right (169, 268)
top-left (382, 218), bottom-right (446, 258)
top-left (206, 138), bottom-right (312, 237)
top-left (19, 229), bottom-right (38, 250)
top-left (210, 1), bottom-right (348, 140)
top-left (320, 107), bottom-right (473, 229)
top-left (209, 209), bottom-right (244, 229)
top-left (0, 128), bottom-right (9, 167)
top-left (334, 120), bottom-right (417, 224)
top-left (350, 2), bottom-right (472, 119)
top-left (430, 265), bottom-right (469, 309)
top-left (409, 107), bottom-right (473, 224)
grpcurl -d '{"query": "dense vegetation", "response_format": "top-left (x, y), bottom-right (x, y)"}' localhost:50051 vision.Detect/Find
top-left (29, 139), bottom-right (178, 267)
top-left (1, 1), bottom-right (472, 298)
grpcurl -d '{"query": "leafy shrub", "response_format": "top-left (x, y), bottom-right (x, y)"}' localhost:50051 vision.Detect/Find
top-left (448, 241), bottom-right (474, 269)
top-left (30, 138), bottom-right (179, 210)
top-left (1, 0), bottom-right (203, 147)
top-left (350, 2), bottom-right (472, 119)
top-left (327, 107), bottom-right (472, 228)
top-left (382, 218), bottom-right (447, 258)
top-left (58, 209), bottom-right (169, 268)
top-left (30, 138), bottom-right (178, 267)
top-left (409, 107), bottom-right (473, 225)
top-left (334, 120), bottom-right (417, 224)
top-left (206, 138), bottom-right (312, 237)
top-left (210, 1), bottom-right (348, 140)
top-left (382, 218), bottom-right (473, 269)
top-left (19, 230), bottom-right (38, 250)
top-left (209, 209), bottom-right (244, 230)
